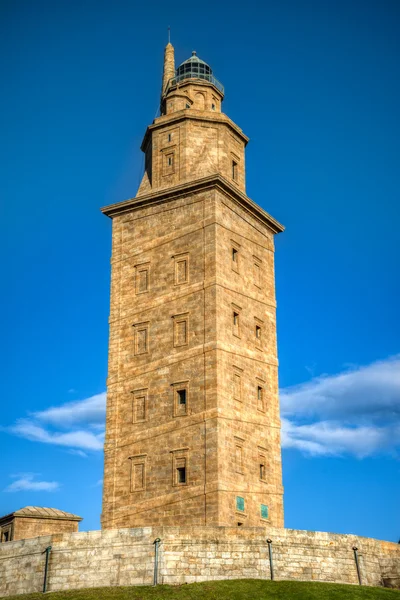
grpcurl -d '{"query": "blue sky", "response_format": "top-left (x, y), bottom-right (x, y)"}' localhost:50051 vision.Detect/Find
top-left (1, 0), bottom-right (399, 541)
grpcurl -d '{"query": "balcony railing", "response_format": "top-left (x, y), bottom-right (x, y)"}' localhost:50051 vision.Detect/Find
top-left (164, 73), bottom-right (224, 96)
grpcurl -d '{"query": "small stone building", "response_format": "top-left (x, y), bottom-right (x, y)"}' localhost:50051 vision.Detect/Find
top-left (0, 506), bottom-right (82, 542)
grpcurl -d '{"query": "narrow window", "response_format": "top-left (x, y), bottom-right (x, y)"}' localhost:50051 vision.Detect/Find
top-left (164, 152), bottom-right (175, 176)
top-left (177, 466), bottom-right (186, 484)
top-left (172, 381), bottom-right (189, 417)
top-left (3, 531), bottom-right (10, 542)
top-left (168, 133), bottom-right (172, 142)
top-left (186, 103), bottom-right (190, 109)
top-left (257, 385), bottom-right (264, 412)
top-left (233, 311), bottom-right (240, 337)
top-left (253, 258), bottom-right (261, 288)
top-left (254, 319), bottom-right (263, 347)
top-left (261, 504), bottom-right (269, 520)
top-left (258, 448), bottom-right (267, 483)
top-left (177, 389), bottom-right (186, 405)
top-left (172, 453), bottom-right (188, 486)
top-left (231, 243), bottom-right (240, 273)
top-left (232, 160), bottom-right (238, 181)
top-left (212, 103), bottom-right (216, 110)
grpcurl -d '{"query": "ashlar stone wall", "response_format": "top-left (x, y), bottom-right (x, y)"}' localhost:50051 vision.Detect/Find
top-left (1, 526), bottom-right (399, 597)
top-left (102, 179), bottom-right (284, 530)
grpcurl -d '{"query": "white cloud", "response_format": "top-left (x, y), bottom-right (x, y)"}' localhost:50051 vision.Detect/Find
top-left (10, 420), bottom-right (103, 451)
top-left (5, 474), bottom-right (60, 493)
top-left (32, 392), bottom-right (106, 427)
top-left (6, 355), bottom-right (399, 459)
top-left (6, 393), bottom-right (106, 452)
top-left (281, 355), bottom-right (400, 457)
top-left (280, 355), bottom-right (400, 421)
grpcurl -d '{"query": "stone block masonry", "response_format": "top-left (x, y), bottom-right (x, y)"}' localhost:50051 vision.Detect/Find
top-left (0, 526), bottom-right (399, 597)
top-left (101, 42), bottom-right (285, 530)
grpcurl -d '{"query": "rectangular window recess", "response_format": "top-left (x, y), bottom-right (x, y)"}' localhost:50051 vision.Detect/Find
top-left (232, 160), bottom-right (238, 180)
top-left (177, 389), bottom-right (186, 405)
top-left (133, 322), bottom-right (149, 356)
top-left (256, 325), bottom-right (262, 339)
top-left (174, 254), bottom-right (189, 285)
top-left (233, 312), bottom-right (239, 326)
top-left (253, 258), bottom-right (262, 288)
top-left (235, 444), bottom-right (243, 473)
top-left (168, 133), bottom-right (172, 142)
top-left (260, 463), bottom-right (265, 480)
top-left (233, 373), bottom-right (242, 401)
top-left (261, 504), bottom-right (269, 520)
top-left (236, 496), bottom-right (245, 512)
top-left (135, 263), bottom-right (150, 295)
top-left (129, 454), bottom-right (147, 492)
top-left (177, 466), bottom-right (186, 484)
top-left (132, 393), bottom-right (146, 423)
top-left (232, 247), bottom-right (238, 262)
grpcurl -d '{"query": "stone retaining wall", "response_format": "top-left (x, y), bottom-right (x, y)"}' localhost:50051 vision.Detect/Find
top-left (1, 526), bottom-right (399, 597)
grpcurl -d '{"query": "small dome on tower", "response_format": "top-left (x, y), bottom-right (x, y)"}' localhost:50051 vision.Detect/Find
top-left (176, 51), bottom-right (213, 79)
top-left (174, 51), bottom-right (224, 94)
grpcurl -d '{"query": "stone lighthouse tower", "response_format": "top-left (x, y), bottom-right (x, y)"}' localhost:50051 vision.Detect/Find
top-left (101, 43), bottom-right (284, 529)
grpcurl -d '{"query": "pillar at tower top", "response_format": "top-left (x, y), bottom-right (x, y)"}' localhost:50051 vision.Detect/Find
top-left (162, 42), bottom-right (175, 99)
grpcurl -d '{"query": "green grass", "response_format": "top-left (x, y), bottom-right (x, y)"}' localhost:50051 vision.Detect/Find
top-left (7, 580), bottom-right (400, 600)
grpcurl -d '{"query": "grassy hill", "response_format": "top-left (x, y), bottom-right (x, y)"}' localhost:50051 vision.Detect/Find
top-left (7, 579), bottom-right (399, 599)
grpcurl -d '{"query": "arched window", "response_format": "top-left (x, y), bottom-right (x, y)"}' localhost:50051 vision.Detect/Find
top-left (194, 92), bottom-right (205, 110)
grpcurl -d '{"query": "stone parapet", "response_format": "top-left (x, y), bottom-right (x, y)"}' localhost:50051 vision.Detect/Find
top-left (0, 526), bottom-right (399, 597)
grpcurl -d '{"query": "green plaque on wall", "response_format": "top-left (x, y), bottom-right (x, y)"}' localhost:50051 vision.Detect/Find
top-left (261, 504), bottom-right (269, 519)
top-left (236, 496), bottom-right (245, 512)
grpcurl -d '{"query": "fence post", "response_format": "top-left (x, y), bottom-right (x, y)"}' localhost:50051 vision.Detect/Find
top-left (267, 538), bottom-right (274, 580)
top-left (353, 546), bottom-right (362, 585)
top-left (42, 546), bottom-right (52, 593)
top-left (153, 538), bottom-right (161, 586)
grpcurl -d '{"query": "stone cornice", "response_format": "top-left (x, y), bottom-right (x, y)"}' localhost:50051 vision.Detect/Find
top-left (140, 110), bottom-right (249, 152)
top-left (101, 174), bottom-right (285, 235)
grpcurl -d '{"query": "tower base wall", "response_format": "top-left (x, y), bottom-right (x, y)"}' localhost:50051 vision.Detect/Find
top-left (1, 525), bottom-right (399, 596)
